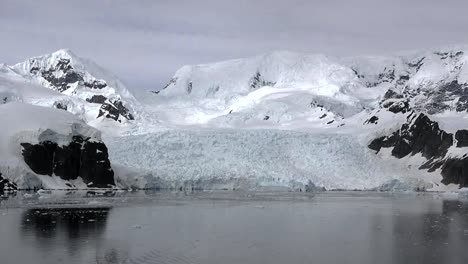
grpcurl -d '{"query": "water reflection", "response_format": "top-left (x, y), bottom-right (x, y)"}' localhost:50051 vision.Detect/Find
top-left (2, 192), bottom-right (468, 264)
top-left (21, 207), bottom-right (112, 260)
top-left (392, 199), bottom-right (468, 264)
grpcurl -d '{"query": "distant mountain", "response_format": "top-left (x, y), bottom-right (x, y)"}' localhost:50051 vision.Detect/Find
top-left (156, 47), bottom-right (468, 122)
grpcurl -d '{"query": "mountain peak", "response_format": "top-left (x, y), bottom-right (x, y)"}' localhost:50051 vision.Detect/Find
top-left (50, 48), bottom-right (78, 60)
top-left (11, 48), bottom-right (84, 75)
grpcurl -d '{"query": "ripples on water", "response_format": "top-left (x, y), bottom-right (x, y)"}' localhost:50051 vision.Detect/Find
top-left (1, 191), bottom-right (468, 264)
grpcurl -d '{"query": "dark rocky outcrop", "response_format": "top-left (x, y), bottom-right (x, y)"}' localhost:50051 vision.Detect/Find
top-left (383, 89), bottom-right (404, 100)
top-left (0, 173), bottom-right (17, 193)
top-left (351, 68), bottom-right (365, 79)
top-left (86, 95), bottom-right (107, 104)
top-left (456, 130), bottom-right (468, 148)
top-left (364, 115), bottom-right (379, 125)
top-left (31, 58), bottom-right (108, 93)
top-left (84, 80), bottom-right (107, 89)
top-left (40, 59), bottom-right (83, 92)
top-left (417, 81), bottom-right (468, 114)
top-left (407, 57), bottom-right (425, 72)
top-left (440, 158), bottom-right (468, 187)
top-left (249, 71), bottom-right (276, 90)
top-left (54, 102), bottom-right (68, 111)
top-left (20, 136), bottom-right (115, 188)
top-left (377, 67), bottom-right (395, 83)
top-left (97, 99), bottom-right (134, 121)
top-left (162, 77), bottom-right (178, 91)
top-left (369, 113), bottom-right (453, 159)
top-left (186, 82), bottom-right (193, 94)
top-left (369, 112), bottom-right (468, 187)
top-left (381, 99), bottom-right (410, 114)
top-left (365, 67), bottom-right (396, 87)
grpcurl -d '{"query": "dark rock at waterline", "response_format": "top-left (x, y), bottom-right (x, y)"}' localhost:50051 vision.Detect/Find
top-left (305, 181), bottom-right (326, 192)
top-left (79, 140), bottom-right (114, 187)
top-left (21, 141), bottom-right (57, 175)
top-left (0, 173), bottom-right (17, 192)
top-left (20, 136), bottom-right (114, 188)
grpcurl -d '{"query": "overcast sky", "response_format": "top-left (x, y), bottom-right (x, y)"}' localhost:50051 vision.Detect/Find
top-left (1, 0), bottom-right (468, 90)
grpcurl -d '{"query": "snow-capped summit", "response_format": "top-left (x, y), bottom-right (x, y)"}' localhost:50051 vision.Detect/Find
top-left (158, 50), bottom-right (357, 99)
top-left (4, 49), bottom-right (138, 126)
top-left (12, 49), bottom-right (130, 95)
top-left (149, 51), bottom-right (373, 127)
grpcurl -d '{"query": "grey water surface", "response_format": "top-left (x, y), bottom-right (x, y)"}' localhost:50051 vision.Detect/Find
top-left (1, 191), bottom-right (468, 264)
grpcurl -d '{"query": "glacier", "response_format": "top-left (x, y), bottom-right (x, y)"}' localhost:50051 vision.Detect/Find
top-left (106, 129), bottom-right (430, 191)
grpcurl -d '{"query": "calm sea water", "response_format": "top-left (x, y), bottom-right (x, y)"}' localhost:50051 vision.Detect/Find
top-left (1, 191), bottom-right (468, 264)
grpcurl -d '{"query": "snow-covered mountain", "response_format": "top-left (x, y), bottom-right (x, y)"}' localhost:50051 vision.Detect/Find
top-left (152, 47), bottom-right (468, 128)
top-left (2, 47), bottom-right (468, 191)
top-left (2, 49), bottom-right (137, 127)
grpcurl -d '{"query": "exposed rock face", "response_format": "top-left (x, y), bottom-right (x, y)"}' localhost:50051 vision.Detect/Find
top-left (84, 80), bottom-right (107, 89)
top-left (186, 82), bottom-right (193, 94)
top-left (39, 59), bottom-right (83, 92)
top-left (86, 95), bottom-right (107, 104)
top-left (0, 173), bottom-right (17, 193)
top-left (381, 99), bottom-right (410, 114)
top-left (369, 112), bottom-right (468, 187)
top-left (54, 102), bottom-right (68, 111)
top-left (364, 116), bottom-right (379, 125)
top-left (383, 80), bottom-right (468, 115)
top-left (249, 71), bottom-right (276, 90)
top-left (97, 99), bottom-right (134, 121)
top-left (420, 81), bottom-right (468, 114)
top-left (383, 89), bottom-right (404, 100)
top-left (455, 130), bottom-right (468, 148)
top-left (20, 136), bottom-right (115, 188)
top-left (162, 77), bottom-right (178, 91)
top-left (29, 58), bottom-right (109, 93)
top-left (373, 113), bottom-right (453, 159)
